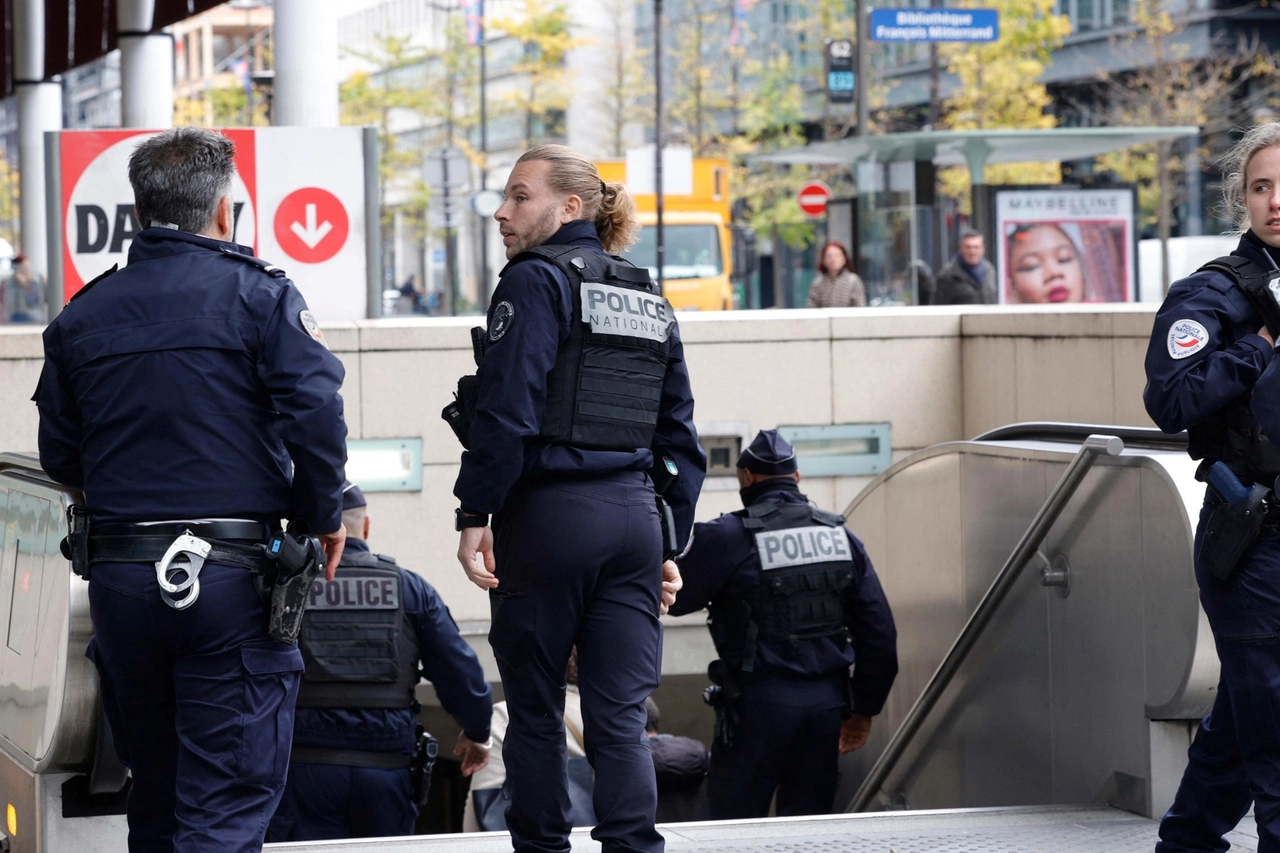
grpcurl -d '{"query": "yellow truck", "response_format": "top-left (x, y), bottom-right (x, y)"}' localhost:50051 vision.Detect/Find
top-left (595, 158), bottom-right (735, 311)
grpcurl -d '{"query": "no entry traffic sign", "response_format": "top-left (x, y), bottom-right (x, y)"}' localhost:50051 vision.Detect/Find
top-left (274, 187), bottom-right (349, 264)
top-left (797, 181), bottom-right (833, 218)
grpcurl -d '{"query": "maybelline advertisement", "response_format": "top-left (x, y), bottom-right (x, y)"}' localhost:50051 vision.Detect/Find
top-left (993, 187), bottom-right (1136, 304)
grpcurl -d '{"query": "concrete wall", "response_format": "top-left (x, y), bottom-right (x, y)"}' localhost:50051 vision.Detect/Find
top-left (0, 303), bottom-right (1160, 629)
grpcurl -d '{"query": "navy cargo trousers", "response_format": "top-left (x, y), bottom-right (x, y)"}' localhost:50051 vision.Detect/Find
top-left (490, 471), bottom-right (664, 853)
top-left (87, 561), bottom-right (302, 853)
top-left (1158, 504), bottom-right (1280, 853)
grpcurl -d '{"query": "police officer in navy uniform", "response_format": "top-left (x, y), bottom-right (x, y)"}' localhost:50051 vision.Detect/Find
top-left (1146, 121), bottom-right (1280, 852)
top-left (452, 144), bottom-right (706, 853)
top-left (34, 128), bottom-right (348, 853)
top-left (270, 481), bottom-right (494, 840)
top-left (670, 430), bottom-right (897, 819)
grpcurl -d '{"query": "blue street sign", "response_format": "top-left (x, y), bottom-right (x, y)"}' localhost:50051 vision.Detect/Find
top-left (869, 8), bottom-right (999, 42)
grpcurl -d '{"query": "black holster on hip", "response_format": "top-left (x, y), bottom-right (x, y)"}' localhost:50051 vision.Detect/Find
top-left (1198, 486), bottom-right (1270, 581)
top-left (264, 526), bottom-right (324, 644)
top-left (61, 505), bottom-right (91, 580)
top-left (409, 726), bottom-right (439, 808)
top-left (703, 659), bottom-right (743, 748)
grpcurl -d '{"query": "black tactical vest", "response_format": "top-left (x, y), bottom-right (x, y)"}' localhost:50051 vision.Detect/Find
top-left (295, 550), bottom-right (420, 710)
top-left (1186, 255), bottom-right (1280, 485)
top-left (513, 245), bottom-right (675, 450)
top-left (708, 501), bottom-right (855, 677)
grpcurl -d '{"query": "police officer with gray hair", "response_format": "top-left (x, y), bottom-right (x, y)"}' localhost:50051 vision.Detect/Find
top-left (670, 429), bottom-right (898, 818)
top-left (34, 127), bottom-right (348, 852)
top-left (270, 481), bottom-right (493, 840)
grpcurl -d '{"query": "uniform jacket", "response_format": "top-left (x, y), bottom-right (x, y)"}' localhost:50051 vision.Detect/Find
top-left (1145, 232), bottom-right (1280, 439)
top-left (292, 538), bottom-right (493, 755)
top-left (933, 256), bottom-right (997, 305)
top-left (671, 479), bottom-right (898, 716)
top-left (34, 228), bottom-right (347, 532)
top-left (453, 220), bottom-right (706, 545)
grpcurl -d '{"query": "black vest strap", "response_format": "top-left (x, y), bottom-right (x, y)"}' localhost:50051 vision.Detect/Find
top-left (1199, 255), bottom-right (1280, 340)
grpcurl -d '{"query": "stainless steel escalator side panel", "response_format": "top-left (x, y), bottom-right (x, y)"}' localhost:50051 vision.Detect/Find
top-left (836, 438), bottom-right (1213, 813)
top-left (0, 454), bottom-right (96, 774)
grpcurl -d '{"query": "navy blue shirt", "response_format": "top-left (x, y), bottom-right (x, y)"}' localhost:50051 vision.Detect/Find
top-left (1145, 232), bottom-right (1280, 439)
top-left (453, 220), bottom-right (706, 544)
top-left (34, 228), bottom-right (347, 532)
top-left (293, 538), bottom-right (494, 754)
top-left (671, 480), bottom-right (898, 716)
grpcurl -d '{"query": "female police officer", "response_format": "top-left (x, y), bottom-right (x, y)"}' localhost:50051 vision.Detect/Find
top-left (1145, 120), bottom-right (1280, 852)
top-left (452, 144), bottom-right (705, 853)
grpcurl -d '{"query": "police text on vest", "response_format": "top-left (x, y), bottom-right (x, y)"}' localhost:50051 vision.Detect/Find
top-left (754, 526), bottom-right (851, 571)
top-left (581, 281), bottom-right (675, 343)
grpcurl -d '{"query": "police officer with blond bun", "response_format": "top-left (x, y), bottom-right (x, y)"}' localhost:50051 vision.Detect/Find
top-left (450, 143), bottom-right (706, 853)
top-left (34, 127), bottom-right (347, 852)
top-left (270, 481), bottom-right (493, 841)
top-left (671, 430), bottom-right (897, 819)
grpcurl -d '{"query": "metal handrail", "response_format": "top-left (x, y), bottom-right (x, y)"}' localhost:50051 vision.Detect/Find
top-left (974, 422), bottom-right (1186, 451)
top-left (847, 433), bottom-right (1125, 813)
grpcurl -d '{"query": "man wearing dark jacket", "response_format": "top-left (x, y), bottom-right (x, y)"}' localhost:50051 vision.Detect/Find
top-left (934, 229), bottom-right (997, 305)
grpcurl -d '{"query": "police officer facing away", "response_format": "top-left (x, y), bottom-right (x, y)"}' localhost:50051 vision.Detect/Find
top-left (671, 430), bottom-right (897, 819)
top-left (34, 128), bottom-right (348, 852)
top-left (1145, 121), bottom-right (1280, 853)
top-left (453, 144), bottom-right (706, 853)
top-left (270, 482), bottom-right (493, 840)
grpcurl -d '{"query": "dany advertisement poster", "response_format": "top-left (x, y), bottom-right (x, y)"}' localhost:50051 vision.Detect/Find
top-left (993, 186), bottom-right (1136, 304)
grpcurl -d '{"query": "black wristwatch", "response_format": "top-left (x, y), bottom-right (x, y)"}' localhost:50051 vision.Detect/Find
top-left (455, 508), bottom-right (490, 531)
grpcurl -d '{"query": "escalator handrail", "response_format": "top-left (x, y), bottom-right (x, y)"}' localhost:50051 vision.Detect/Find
top-left (847, 433), bottom-right (1125, 813)
top-left (974, 422), bottom-right (1186, 451)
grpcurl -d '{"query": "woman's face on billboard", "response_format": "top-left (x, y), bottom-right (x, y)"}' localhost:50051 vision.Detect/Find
top-left (1007, 225), bottom-right (1084, 303)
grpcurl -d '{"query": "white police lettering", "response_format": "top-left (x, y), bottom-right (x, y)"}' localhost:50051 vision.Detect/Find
top-left (306, 576), bottom-right (399, 610)
top-left (581, 281), bottom-right (674, 343)
top-left (1270, 277), bottom-right (1280, 305)
top-left (754, 526), bottom-right (851, 571)
top-left (299, 309), bottom-right (329, 349)
top-left (1166, 319), bottom-right (1209, 360)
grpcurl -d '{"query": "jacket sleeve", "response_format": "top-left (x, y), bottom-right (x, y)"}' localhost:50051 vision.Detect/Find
top-left (408, 572), bottom-right (494, 743)
top-left (851, 274), bottom-right (867, 307)
top-left (670, 518), bottom-right (737, 616)
top-left (1144, 274), bottom-right (1272, 434)
top-left (933, 266), bottom-right (977, 305)
top-left (256, 282), bottom-right (348, 533)
top-left (845, 531), bottom-right (898, 717)
top-left (454, 265), bottom-right (566, 515)
top-left (651, 323), bottom-right (707, 549)
top-left (33, 329), bottom-right (85, 489)
top-left (806, 278), bottom-right (821, 308)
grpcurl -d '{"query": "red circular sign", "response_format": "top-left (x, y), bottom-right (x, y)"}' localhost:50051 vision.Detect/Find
top-left (797, 180), bottom-right (833, 218)
top-left (273, 187), bottom-right (349, 264)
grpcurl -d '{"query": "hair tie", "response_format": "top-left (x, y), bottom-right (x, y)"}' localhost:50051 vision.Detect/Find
top-left (599, 179), bottom-right (607, 196)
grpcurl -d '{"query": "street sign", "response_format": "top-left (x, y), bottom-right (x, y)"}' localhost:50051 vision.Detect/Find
top-left (273, 187), bottom-right (349, 264)
top-left (826, 39), bottom-right (855, 105)
top-left (423, 147), bottom-right (471, 191)
top-left (471, 189), bottom-right (503, 218)
top-left (797, 180), bottom-right (833, 218)
top-left (870, 8), bottom-right (999, 42)
top-left (53, 127), bottom-right (371, 320)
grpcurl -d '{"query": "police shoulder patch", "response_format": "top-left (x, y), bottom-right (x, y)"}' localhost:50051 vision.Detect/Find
top-left (299, 310), bottom-right (328, 349)
top-left (489, 301), bottom-right (515, 342)
top-left (1167, 318), bottom-right (1209, 360)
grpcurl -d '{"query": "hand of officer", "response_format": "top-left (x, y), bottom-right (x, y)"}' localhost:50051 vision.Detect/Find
top-left (839, 714), bottom-right (873, 754)
top-left (454, 732), bottom-right (491, 777)
top-left (458, 526), bottom-right (498, 590)
top-left (660, 560), bottom-right (683, 616)
top-left (318, 527), bottom-right (346, 582)
top-left (1260, 326), bottom-right (1276, 347)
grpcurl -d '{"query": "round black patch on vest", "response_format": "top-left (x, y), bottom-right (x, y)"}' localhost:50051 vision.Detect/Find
top-left (490, 301), bottom-right (515, 342)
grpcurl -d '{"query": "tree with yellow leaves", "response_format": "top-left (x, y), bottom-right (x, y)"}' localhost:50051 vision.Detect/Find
top-left (491, 0), bottom-right (581, 148)
top-left (936, 0), bottom-right (1071, 204)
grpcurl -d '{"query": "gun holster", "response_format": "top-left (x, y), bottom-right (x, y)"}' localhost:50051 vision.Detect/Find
top-left (442, 327), bottom-right (488, 450)
top-left (656, 495), bottom-right (678, 561)
top-left (264, 526), bottom-right (324, 644)
top-left (61, 505), bottom-right (91, 580)
top-left (1197, 485), bottom-right (1270, 581)
top-left (409, 726), bottom-right (439, 808)
top-left (703, 660), bottom-right (743, 748)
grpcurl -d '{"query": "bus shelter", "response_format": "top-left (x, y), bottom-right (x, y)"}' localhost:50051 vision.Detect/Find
top-left (758, 127), bottom-right (1200, 305)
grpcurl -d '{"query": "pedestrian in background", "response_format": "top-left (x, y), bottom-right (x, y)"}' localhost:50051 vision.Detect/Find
top-left (934, 229), bottom-right (997, 305)
top-left (806, 241), bottom-right (867, 307)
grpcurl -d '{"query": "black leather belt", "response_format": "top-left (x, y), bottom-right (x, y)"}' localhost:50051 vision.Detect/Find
top-left (88, 535), bottom-right (267, 572)
top-left (290, 746), bottom-right (412, 770)
top-left (94, 521), bottom-right (272, 541)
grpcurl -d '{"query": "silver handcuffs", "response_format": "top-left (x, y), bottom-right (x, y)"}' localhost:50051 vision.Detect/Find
top-left (155, 532), bottom-right (212, 610)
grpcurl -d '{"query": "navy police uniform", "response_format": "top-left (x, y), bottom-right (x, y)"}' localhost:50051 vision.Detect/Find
top-left (671, 430), bottom-right (898, 819)
top-left (1144, 231), bottom-right (1280, 852)
top-left (270, 483), bottom-right (493, 840)
top-left (453, 219), bottom-right (706, 853)
top-left (34, 227), bottom-right (347, 852)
